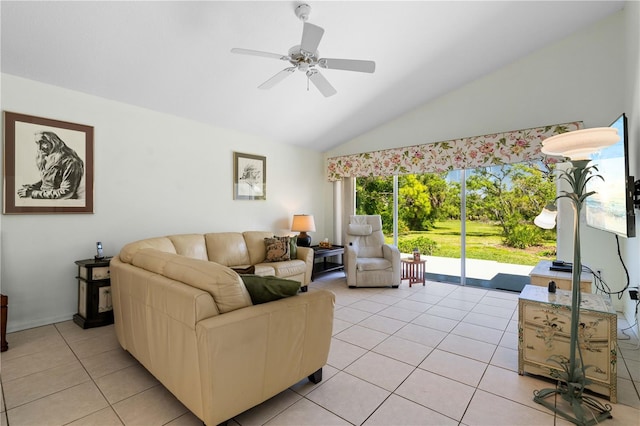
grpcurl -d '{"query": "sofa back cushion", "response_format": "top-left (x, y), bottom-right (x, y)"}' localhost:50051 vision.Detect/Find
top-left (168, 234), bottom-right (208, 260)
top-left (205, 233), bottom-right (251, 267)
top-left (243, 231), bottom-right (274, 265)
top-left (132, 249), bottom-right (252, 314)
top-left (119, 237), bottom-right (177, 264)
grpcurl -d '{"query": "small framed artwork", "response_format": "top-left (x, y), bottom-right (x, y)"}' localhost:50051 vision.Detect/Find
top-left (3, 111), bottom-right (94, 214)
top-left (233, 152), bottom-right (266, 200)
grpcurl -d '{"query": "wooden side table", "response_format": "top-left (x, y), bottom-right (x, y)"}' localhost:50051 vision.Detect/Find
top-left (401, 258), bottom-right (426, 287)
top-left (73, 257), bottom-right (114, 329)
top-left (310, 245), bottom-right (344, 281)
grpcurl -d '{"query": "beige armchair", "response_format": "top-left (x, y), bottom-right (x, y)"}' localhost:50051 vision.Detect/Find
top-left (345, 215), bottom-right (401, 288)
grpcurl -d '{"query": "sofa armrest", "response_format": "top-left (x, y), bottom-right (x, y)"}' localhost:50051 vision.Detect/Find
top-left (296, 246), bottom-right (314, 285)
top-left (195, 289), bottom-right (335, 425)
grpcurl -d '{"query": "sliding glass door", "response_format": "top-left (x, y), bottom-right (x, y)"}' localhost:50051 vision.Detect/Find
top-left (355, 160), bottom-right (557, 290)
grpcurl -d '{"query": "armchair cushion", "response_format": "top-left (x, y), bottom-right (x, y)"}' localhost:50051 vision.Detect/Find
top-left (356, 257), bottom-right (392, 272)
top-left (347, 224), bottom-right (372, 236)
top-left (240, 274), bottom-right (300, 304)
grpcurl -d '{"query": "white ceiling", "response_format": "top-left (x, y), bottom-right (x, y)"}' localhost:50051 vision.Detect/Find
top-left (1, 1), bottom-right (624, 152)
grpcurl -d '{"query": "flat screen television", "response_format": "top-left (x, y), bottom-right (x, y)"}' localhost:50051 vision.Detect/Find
top-left (585, 113), bottom-right (636, 238)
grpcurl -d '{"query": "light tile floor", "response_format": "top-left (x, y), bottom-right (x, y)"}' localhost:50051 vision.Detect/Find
top-left (2, 273), bottom-right (639, 425)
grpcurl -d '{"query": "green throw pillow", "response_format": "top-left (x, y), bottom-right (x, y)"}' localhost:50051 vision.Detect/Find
top-left (240, 274), bottom-right (301, 305)
top-left (289, 235), bottom-right (298, 260)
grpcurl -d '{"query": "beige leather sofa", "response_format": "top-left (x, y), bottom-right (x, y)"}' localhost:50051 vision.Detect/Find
top-left (110, 232), bottom-right (335, 425)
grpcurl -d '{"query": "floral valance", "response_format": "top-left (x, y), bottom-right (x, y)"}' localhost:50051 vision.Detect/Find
top-left (326, 121), bottom-right (583, 181)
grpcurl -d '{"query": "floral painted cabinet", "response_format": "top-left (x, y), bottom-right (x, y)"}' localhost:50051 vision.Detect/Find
top-left (518, 285), bottom-right (617, 402)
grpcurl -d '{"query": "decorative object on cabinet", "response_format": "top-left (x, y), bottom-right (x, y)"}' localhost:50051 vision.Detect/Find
top-left (518, 285), bottom-right (617, 403)
top-left (73, 257), bottom-right (113, 329)
top-left (291, 214), bottom-right (316, 247)
top-left (530, 126), bottom-right (619, 425)
top-left (3, 111), bottom-right (94, 214)
top-left (233, 152), bottom-right (266, 200)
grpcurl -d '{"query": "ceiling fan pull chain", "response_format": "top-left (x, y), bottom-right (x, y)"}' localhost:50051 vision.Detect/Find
top-left (307, 75), bottom-right (310, 92)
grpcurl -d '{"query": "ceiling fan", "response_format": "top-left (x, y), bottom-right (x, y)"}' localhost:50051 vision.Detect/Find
top-left (231, 3), bottom-right (375, 97)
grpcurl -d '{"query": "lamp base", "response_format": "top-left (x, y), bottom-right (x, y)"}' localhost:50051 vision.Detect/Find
top-left (297, 232), bottom-right (311, 247)
top-left (534, 387), bottom-right (612, 426)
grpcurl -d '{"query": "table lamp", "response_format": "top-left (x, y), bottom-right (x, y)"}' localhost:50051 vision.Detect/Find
top-left (291, 214), bottom-right (316, 247)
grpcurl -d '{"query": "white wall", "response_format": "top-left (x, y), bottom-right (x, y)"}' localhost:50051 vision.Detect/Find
top-left (0, 74), bottom-right (327, 332)
top-left (326, 7), bottom-right (639, 331)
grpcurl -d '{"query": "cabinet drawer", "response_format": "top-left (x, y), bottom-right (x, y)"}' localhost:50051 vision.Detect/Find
top-left (79, 266), bottom-right (110, 280)
top-left (521, 317), bottom-right (612, 383)
top-left (522, 303), bottom-right (610, 340)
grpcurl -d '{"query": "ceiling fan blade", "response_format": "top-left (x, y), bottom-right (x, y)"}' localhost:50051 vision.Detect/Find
top-left (300, 22), bottom-right (324, 56)
top-left (306, 69), bottom-right (337, 97)
top-left (319, 58), bottom-right (376, 73)
top-left (258, 67), bottom-right (297, 90)
top-left (231, 48), bottom-right (290, 61)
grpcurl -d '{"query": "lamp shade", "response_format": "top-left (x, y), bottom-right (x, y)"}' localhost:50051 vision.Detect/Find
top-left (534, 204), bottom-right (557, 230)
top-left (541, 127), bottom-right (619, 160)
top-left (291, 214), bottom-right (316, 232)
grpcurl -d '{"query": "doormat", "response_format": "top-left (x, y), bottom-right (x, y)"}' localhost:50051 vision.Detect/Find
top-left (425, 272), bottom-right (530, 293)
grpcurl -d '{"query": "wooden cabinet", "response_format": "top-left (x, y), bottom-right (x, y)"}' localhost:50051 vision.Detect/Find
top-left (518, 285), bottom-right (617, 402)
top-left (529, 260), bottom-right (592, 293)
top-left (73, 258), bottom-right (114, 329)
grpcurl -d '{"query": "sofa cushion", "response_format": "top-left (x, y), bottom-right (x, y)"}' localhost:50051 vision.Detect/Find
top-left (239, 274), bottom-right (300, 304)
top-left (254, 259), bottom-right (306, 278)
top-left (264, 236), bottom-right (290, 262)
top-left (253, 264), bottom-right (276, 276)
top-left (168, 234), bottom-right (208, 260)
top-left (131, 248), bottom-right (174, 274)
top-left (242, 231), bottom-right (274, 264)
top-left (131, 249), bottom-right (252, 314)
top-left (205, 233), bottom-right (251, 267)
top-left (119, 237), bottom-right (177, 264)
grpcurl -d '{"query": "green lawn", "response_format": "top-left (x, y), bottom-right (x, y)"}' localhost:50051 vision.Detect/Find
top-left (389, 220), bottom-right (556, 266)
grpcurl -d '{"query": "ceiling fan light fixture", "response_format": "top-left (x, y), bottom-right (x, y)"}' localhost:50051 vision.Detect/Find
top-left (295, 4), bottom-right (311, 22)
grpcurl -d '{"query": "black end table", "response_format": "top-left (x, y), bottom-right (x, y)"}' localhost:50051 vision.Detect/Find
top-left (311, 245), bottom-right (344, 280)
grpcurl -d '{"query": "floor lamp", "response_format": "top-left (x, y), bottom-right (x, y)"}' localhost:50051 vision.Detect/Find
top-left (534, 127), bottom-right (619, 425)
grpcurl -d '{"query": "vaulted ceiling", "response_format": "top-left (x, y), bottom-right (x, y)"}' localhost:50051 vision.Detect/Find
top-left (1, 1), bottom-right (624, 152)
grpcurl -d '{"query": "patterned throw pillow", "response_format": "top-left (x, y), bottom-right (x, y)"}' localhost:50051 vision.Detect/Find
top-left (264, 236), bottom-right (290, 262)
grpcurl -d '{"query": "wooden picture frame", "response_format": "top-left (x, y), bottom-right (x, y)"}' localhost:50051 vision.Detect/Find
top-left (3, 111), bottom-right (94, 214)
top-left (233, 152), bottom-right (266, 200)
